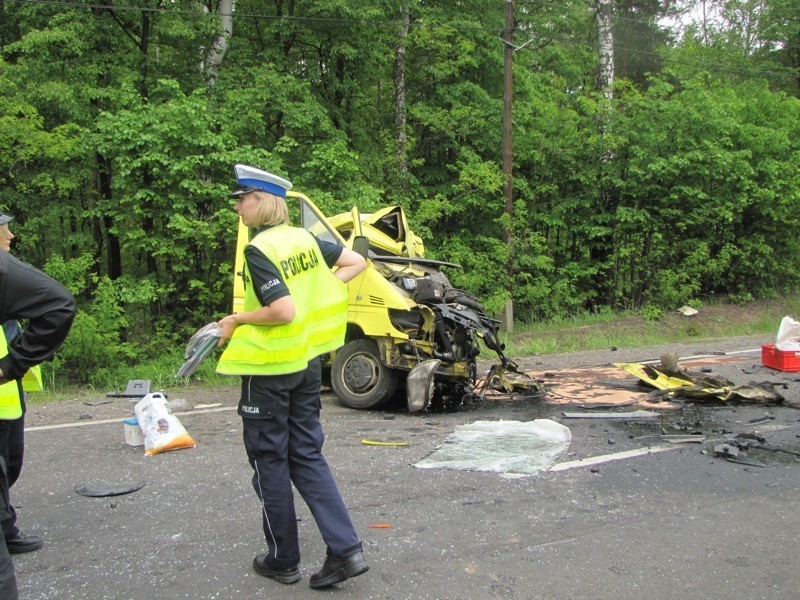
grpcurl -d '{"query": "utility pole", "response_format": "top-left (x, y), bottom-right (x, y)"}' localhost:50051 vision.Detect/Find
top-left (501, 0), bottom-right (514, 332)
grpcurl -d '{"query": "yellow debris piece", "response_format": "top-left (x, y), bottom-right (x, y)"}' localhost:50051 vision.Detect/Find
top-left (614, 362), bottom-right (695, 391)
top-left (615, 358), bottom-right (786, 406)
top-left (361, 438), bottom-right (410, 447)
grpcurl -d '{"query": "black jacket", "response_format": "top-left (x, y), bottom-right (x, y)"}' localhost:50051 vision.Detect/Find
top-left (0, 250), bottom-right (76, 380)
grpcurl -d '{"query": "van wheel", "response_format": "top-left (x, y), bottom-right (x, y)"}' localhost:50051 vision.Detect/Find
top-left (331, 339), bottom-right (400, 409)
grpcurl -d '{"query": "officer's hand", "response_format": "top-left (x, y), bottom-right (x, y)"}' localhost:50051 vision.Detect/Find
top-left (0, 368), bottom-right (8, 385)
top-left (216, 315), bottom-right (238, 347)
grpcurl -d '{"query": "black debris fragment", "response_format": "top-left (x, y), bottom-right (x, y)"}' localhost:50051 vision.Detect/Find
top-left (714, 444), bottom-right (739, 459)
top-left (75, 482), bottom-right (146, 497)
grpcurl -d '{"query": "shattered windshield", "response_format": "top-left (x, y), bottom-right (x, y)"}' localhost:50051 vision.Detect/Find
top-left (295, 199), bottom-right (341, 246)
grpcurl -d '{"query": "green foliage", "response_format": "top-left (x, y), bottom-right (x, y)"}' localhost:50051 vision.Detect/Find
top-left (42, 253), bottom-right (95, 296)
top-left (51, 276), bottom-right (135, 385)
top-left (728, 290), bottom-right (755, 305)
top-left (600, 71), bottom-right (800, 312)
top-left (641, 304), bottom-right (665, 321)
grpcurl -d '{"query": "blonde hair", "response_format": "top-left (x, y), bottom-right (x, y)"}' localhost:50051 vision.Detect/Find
top-left (250, 191), bottom-right (290, 227)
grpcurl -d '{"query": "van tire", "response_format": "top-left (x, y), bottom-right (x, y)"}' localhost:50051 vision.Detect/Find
top-left (331, 339), bottom-right (400, 409)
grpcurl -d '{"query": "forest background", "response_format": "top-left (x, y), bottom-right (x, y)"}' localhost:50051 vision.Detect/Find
top-left (0, 0), bottom-right (798, 389)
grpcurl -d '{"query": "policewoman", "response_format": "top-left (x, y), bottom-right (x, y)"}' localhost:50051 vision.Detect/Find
top-left (0, 211), bottom-right (46, 557)
top-left (216, 165), bottom-right (369, 589)
top-left (0, 244), bottom-right (76, 600)
top-left (0, 322), bottom-right (44, 554)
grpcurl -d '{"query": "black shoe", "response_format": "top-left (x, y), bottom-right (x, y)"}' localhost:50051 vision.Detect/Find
top-left (252, 553), bottom-right (300, 585)
top-left (6, 533), bottom-right (43, 555)
top-left (309, 551), bottom-right (369, 589)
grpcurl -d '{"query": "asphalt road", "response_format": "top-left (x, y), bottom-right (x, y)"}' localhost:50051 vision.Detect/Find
top-left (11, 335), bottom-right (800, 599)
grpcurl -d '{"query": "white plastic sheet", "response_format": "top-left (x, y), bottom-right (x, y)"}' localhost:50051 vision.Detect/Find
top-left (776, 316), bottom-right (800, 351)
top-left (414, 419), bottom-right (571, 475)
top-left (176, 322), bottom-right (221, 378)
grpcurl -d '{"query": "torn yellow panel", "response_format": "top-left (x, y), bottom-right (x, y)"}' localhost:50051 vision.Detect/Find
top-left (614, 363), bottom-right (695, 391)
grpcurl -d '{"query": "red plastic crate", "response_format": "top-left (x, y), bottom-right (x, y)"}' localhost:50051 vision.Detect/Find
top-left (761, 344), bottom-right (800, 372)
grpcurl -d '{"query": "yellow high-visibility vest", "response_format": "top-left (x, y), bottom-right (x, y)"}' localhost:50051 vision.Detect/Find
top-left (217, 225), bottom-right (348, 376)
top-left (22, 364), bottom-right (43, 392)
top-left (0, 326), bottom-right (23, 419)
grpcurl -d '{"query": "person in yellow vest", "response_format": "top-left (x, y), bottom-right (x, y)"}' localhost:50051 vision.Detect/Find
top-left (0, 212), bottom-right (45, 556)
top-left (0, 229), bottom-right (76, 600)
top-left (216, 165), bottom-right (368, 590)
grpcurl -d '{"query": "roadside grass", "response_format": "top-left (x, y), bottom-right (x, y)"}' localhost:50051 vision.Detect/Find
top-left (30, 351), bottom-right (231, 404)
top-left (30, 294), bottom-right (800, 404)
top-left (501, 295), bottom-right (800, 357)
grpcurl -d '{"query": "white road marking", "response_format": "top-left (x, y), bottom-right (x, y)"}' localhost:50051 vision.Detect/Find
top-left (549, 444), bottom-right (675, 471)
top-left (25, 406), bottom-right (237, 432)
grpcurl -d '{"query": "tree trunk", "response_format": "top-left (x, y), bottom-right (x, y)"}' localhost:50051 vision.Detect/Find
top-left (333, 56), bottom-right (347, 129)
top-left (143, 169), bottom-right (157, 276)
top-left (140, 11), bottom-right (150, 99)
top-left (203, 0), bottom-right (233, 87)
top-left (591, 0), bottom-right (616, 305)
top-left (394, 2), bottom-right (410, 185)
top-left (96, 153), bottom-right (122, 280)
top-left (593, 0), bottom-right (614, 101)
top-left (502, 0), bottom-right (515, 332)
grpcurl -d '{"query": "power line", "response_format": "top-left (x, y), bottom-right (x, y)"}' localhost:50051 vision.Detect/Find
top-left (5, 0), bottom-right (496, 30)
top-left (0, 0), bottom-right (688, 32)
top-left (5, 0), bottom-right (797, 81)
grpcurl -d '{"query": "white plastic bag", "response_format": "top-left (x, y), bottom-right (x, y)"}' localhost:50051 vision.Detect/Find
top-left (134, 392), bottom-right (196, 456)
top-left (775, 316), bottom-right (800, 351)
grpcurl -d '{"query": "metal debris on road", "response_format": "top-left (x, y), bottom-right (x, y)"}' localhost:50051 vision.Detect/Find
top-left (726, 458), bottom-right (767, 467)
top-left (106, 379), bottom-right (152, 398)
top-left (84, 399), bottom-right (112, 406)
top-left (714, 444), bottom-right (739, 459)
top-left (561, 410), bottom-right (659, 419)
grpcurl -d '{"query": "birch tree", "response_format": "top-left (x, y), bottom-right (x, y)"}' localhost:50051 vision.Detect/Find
top-left (593, 0), bottom-right (615, 100)
top-left (202, 0), bottom-right (233, 86)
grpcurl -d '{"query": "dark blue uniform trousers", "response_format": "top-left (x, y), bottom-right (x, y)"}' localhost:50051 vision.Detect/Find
top-left (0, 456), bottom-right (19, 600)
top-left (240, 359), bottom-right (361, 569)
top-left (0, 411), bottom-right (25, 539)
